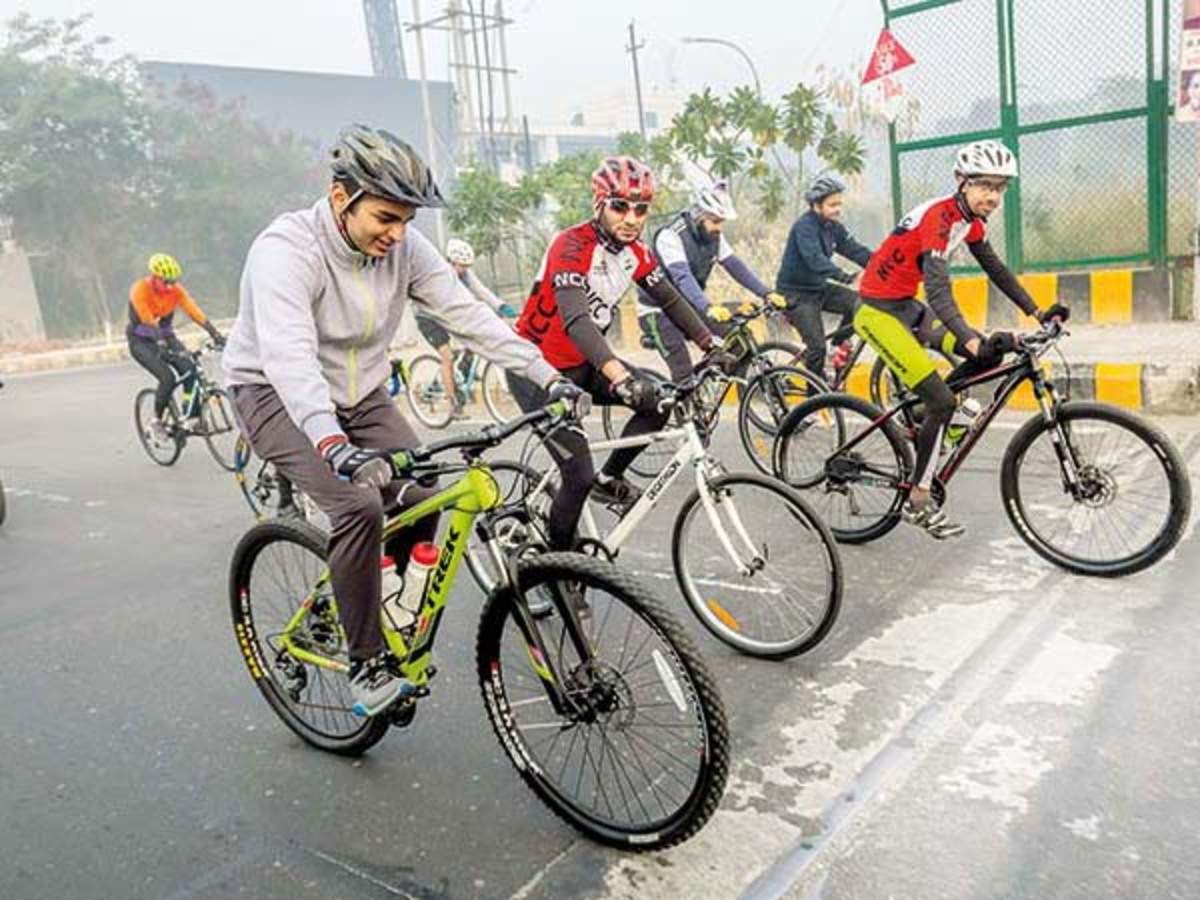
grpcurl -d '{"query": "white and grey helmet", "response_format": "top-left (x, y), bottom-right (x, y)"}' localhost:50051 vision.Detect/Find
top-left (954, 139), bottom-right (1018, 179)
top-left (804, 174), bottom-right (847, 205)
top-left (691, 180), bottom-right (738, 221)
top-left (331, 123), bottom-right (447, 208)
top-left (445, 237), bottom-right (475, 266)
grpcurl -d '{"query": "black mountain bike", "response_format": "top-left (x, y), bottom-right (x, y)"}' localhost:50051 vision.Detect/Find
top-left (772, 320), bottom-right (1191, 576)
top-left (134, 342), bottom-right (238, 470)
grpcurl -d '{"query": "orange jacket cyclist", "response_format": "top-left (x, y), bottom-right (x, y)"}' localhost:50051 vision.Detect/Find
top-left (127, 254), bottom-right (225, 439)
top-left (856, 140), bottom-right (1069, 539)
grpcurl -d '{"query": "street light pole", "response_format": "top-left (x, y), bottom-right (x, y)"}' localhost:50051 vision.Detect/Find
top-left (627, 20), bottom-right (648, 142)
top-left (681, 35), bottom-right (762, 96)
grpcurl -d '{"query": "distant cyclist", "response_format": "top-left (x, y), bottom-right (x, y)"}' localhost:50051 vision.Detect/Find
top-left (127, 253), bottom-right (225, 440)
top-left (775, 175), bottom-right (874, 383)
top-left (635, 180), bottom-right (787, 382)
top-left (413, 237), bottom-right (515, 418)
top-left (510, 156), bottom-right (735, 552)
top-left (856, 140), bottom-right (1069, 539)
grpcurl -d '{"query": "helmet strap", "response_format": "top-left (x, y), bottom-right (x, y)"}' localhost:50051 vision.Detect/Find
top-left (330, 196), bottom-right (369, 256)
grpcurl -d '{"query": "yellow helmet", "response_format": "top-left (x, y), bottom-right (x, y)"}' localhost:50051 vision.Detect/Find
top-left (148, 253), bottom-right (182, 281)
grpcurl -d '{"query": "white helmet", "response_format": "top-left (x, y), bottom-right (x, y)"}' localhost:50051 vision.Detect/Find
top-left (445, 237), bottom-right (475, 266)
top-left (690, 180), bottom-right (737, 221)
top-left (954, 140), bottom-right (1018, 179)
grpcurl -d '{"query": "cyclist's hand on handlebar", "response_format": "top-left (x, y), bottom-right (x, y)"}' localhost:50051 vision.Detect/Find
top-left (319, 436), bottom-right (393, 489)
top-left (975, 330), bottom-right (1018, 367)
top-left (1037, 302), bottom-right (1070, 325)
top-left (612, 372), bottom-right (660, 415)
top-left (546, 377), bottom-right (592, 420)
top-left (706, 305), bottom-right (732, 324)
top-left (764, 291), bottom-right (789, 310)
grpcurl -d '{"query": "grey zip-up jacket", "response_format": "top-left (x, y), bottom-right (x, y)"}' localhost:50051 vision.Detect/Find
top-left (223, 198), bottom-right (557, 444)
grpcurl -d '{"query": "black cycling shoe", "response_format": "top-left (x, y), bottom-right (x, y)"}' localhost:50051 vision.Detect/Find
top-left (590, 474), bottom-right (642, 509)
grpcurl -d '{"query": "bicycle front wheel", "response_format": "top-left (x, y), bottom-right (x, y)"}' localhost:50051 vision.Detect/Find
top-left (201, 388), bottom-right (239, 471)
top-left (1001, 401), bottom-right (1191, 576)
top-left (738, 363), bottom-right (829, 475)
top-left (405, 354), bottom-right (454, 429)
top-left (229, 520), bottom-right (389, 755)
top-left (481, 361), bottom-right (521, 423)
top-left (134, 389), bottom-right (184, 466)
top-left (774, 393), bottom-right (912, 544)
top-left (476, 552), bottom-right (729, 850)
top-left (673, 473), bottom-right (842, 658)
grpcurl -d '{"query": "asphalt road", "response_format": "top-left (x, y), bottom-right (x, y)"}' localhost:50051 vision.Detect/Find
top-left (2, 361), bottom-right (1199, 900)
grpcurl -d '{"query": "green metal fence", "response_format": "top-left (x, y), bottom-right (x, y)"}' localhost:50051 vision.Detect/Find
top-left (883, 0), bottom-right (1198, 273)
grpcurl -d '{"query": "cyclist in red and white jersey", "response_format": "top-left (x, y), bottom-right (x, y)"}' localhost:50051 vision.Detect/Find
top-left (510, 155), bottom-right (735, 551)
top-left (856, 139), bottom-right (1069, 538)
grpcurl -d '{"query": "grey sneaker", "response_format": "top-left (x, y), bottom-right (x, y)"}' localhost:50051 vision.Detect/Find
top-left (348, 652), bottom-right (416, 717)
top-left (902, 502), bottom-right (965, 540)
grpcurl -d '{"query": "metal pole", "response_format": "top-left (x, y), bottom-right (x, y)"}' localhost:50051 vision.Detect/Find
top-left (522, 113), bottom-right (534, 172)
top-left (465, 1), bottom-right (491, 170)
top-left (681, 36), bottom-right (761, 95)
top-left (626, 20), bottom-right (647, 142)
top-left (410, 0), bottom-right (446, 246)
top-left (478, 0), bottom-right (499, 172)
top-left (496, 0), bottom-right (514, 133)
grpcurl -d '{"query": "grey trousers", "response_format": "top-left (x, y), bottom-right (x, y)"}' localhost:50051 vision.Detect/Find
top-left (231, 383), bottom-right (437, 660)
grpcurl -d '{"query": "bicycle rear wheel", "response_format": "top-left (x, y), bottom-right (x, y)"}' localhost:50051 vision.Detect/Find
top-left (673, 473), bottom-right (842, 658)
top-left (201, 388), bottom-right (239, 471)
top-left (476, 552), bottom-right (728, 850)
top-left (1001, 401), bottom-right (1191, 576)
top-left (738, 363), bottom-right (828, 475)
top-left (135, 389), bottom-right (184, 466)
top-left (774, 393), bottom-right (912, 544)
top-left (481, 361), bottom-right (521, 423)
top-left (601, 367), bottom-right (671, 479)
top-left (405, 354), bottom-right (454, 429)
top-left (229, 520), bottom-right (389, 755)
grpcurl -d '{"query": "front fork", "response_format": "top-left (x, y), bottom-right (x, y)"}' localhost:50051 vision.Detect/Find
top-left (695, 457), bottom-right (764, 576)
top-left (1031, 375), bottom-right (1084, 496)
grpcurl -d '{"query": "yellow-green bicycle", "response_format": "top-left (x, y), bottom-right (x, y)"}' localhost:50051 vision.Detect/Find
top-left (228, 401), bottom-right (730, 850)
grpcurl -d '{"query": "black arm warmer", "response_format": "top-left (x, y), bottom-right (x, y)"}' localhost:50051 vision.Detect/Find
top-left (557, 283), bottom-right (617, 369)
top-left (969, 240), bottom-right (1038, 317)
top-left (923, 254), bottom-right (976, 346)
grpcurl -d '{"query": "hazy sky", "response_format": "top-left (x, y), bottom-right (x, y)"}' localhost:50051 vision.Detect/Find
top-left (0, 0), bottom-right (885, 123)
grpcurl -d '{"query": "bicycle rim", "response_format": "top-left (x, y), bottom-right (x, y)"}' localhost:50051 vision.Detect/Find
top-left (134, 389), bottom-right (183, 466)
top-left (229, 521), bottom-right (388, 754)
top-left (202, 389), bottom-right (239, 471)
top-left (405, 355), bottom-right (454, 429)
top-left (674, 474), bottom-right (842, 658)
top-left (477, 553), bottom-right (728, 849)
top-left (739, 363), bottom-right (827, 474)
top-left (481, 363), bottom-right (521, 424)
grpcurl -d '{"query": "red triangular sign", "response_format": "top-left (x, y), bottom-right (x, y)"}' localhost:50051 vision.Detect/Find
top-left (862, 29), bottom-right (916, 84)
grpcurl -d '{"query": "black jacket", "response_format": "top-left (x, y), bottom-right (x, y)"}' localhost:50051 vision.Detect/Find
top-left (775, 210), bottom-right (873, 294)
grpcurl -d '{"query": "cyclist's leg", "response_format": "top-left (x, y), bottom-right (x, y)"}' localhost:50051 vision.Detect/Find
top-left (822, 283), bottom-right (859, 335)
top-left (507, 370), bottom-right (593, 550)
top-left (232, 383), bottom-right (393, 663)
top-left (128, 336), bottom-right (177, 418)
top-left (584, 362), bottom-right (669, 479)
top-left (784, 291), bottom-right (829, 382)
top-left (639, 311), bottom-right (692, 384)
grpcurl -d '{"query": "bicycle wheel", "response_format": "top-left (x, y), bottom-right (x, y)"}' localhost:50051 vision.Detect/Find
top-left (738, 363), bottom-right (829, 475)
top-left (229, 519), bottom-right (390, 755)
top-left (1001, 401), bottom-right (1191, 577)
top-left (465, 461), bottom-right (556, 594)
top-left (601, 367), bottom-right (671, 479)
top-left (774, 393), bottom-right (912, 544)
top-left (405, 354), bottom-right (455, 430)
top-left (476, 552), bottom-right (729, 850)
top-left (673, 473), bottom-right (842, 658)
top-left (200, 388), bottom-right (239, 471)
top-left (868, 350), bottom-right (957, 422)
top-left (134, 389), bottom-right (184, 466)
top-left (481, 361), bottom-right (522, 424)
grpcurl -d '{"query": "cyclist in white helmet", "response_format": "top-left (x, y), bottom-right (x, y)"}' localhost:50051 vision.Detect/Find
top-left (413, 236), bottom-right (516, 418)
top-left (635, 179), bottom-right (786, 382)
top-left (856, 139), bottom-right (1069, 539)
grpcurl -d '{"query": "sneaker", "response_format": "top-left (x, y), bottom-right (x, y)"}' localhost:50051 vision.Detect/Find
top-left (902, 501), bottom-right (966, 540)
top-left (450, 401), bottom-right (467, 420)
top-left (348, 652), bottom-right (417, 717)
top-left (526, 580), bottom-right (591, 621)
top-left (590, 474), bottom-right (642, 509)
top-left (148, 418), bottom-right (171, 443)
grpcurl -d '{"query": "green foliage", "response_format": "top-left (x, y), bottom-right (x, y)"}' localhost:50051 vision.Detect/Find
top-left (446, 167), bottom-right (541, 257)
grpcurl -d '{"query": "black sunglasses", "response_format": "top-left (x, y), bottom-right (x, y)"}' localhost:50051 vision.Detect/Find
top-left (606, 198), bottom-right (651, 217)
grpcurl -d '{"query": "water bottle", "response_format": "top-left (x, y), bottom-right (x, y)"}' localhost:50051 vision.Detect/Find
top-left (382, 542), bottom-right (441, 632)
top-left (945, 397), bottom-right (982, 447)
top-left (830, 340), bottom-right (852, 372)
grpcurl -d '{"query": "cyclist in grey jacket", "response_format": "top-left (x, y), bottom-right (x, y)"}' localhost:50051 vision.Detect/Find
top-left (224, 125), bottom-right (581, 718)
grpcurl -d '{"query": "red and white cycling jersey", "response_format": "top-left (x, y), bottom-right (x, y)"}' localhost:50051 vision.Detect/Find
top-left (859, 195), bottom-right (986, 301)
top-left (516, 221), bottom-right (660, 369)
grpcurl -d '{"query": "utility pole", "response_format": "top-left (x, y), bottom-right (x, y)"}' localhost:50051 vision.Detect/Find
top-left (626, 20), bottom-right (647, 142)
top-left (409, 0), bottom-right (446, 246)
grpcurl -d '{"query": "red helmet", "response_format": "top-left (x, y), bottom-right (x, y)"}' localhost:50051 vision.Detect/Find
top-left (591, 156), bottom-right (656, 212)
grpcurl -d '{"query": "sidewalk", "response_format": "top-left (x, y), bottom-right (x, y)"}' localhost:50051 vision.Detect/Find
top-left (3, 319), bottom-right (1198, 413)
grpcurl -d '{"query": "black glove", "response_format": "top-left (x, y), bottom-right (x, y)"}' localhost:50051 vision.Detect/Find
top-left (319, 437), bottom-right (393, 489)
top-left (975, 331), bottom-right (1017, 368)
top-left (612, 373), bottom-right (661, 416)
top-left (546, 378), bottom-right (592, 420)
top-left (698, 345), bottom-right (739, 375)
top-left (1037, 303), bottom-right (1070, 325)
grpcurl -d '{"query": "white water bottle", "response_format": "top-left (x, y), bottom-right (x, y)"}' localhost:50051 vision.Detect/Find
top-left (382, 542), bottom-right (440, 632)
top-left (945, 396), bottom-right (982, 446)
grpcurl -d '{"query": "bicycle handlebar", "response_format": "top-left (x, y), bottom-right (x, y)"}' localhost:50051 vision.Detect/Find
top-left (389, 401), bottom-right (572, 475)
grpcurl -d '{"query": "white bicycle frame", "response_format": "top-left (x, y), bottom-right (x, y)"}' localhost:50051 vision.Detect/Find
top-left (530, 416), bottom-right (767, 576)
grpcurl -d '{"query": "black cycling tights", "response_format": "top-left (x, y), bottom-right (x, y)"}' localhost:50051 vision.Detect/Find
top-left (507, 365), bottom-right (668, 550)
